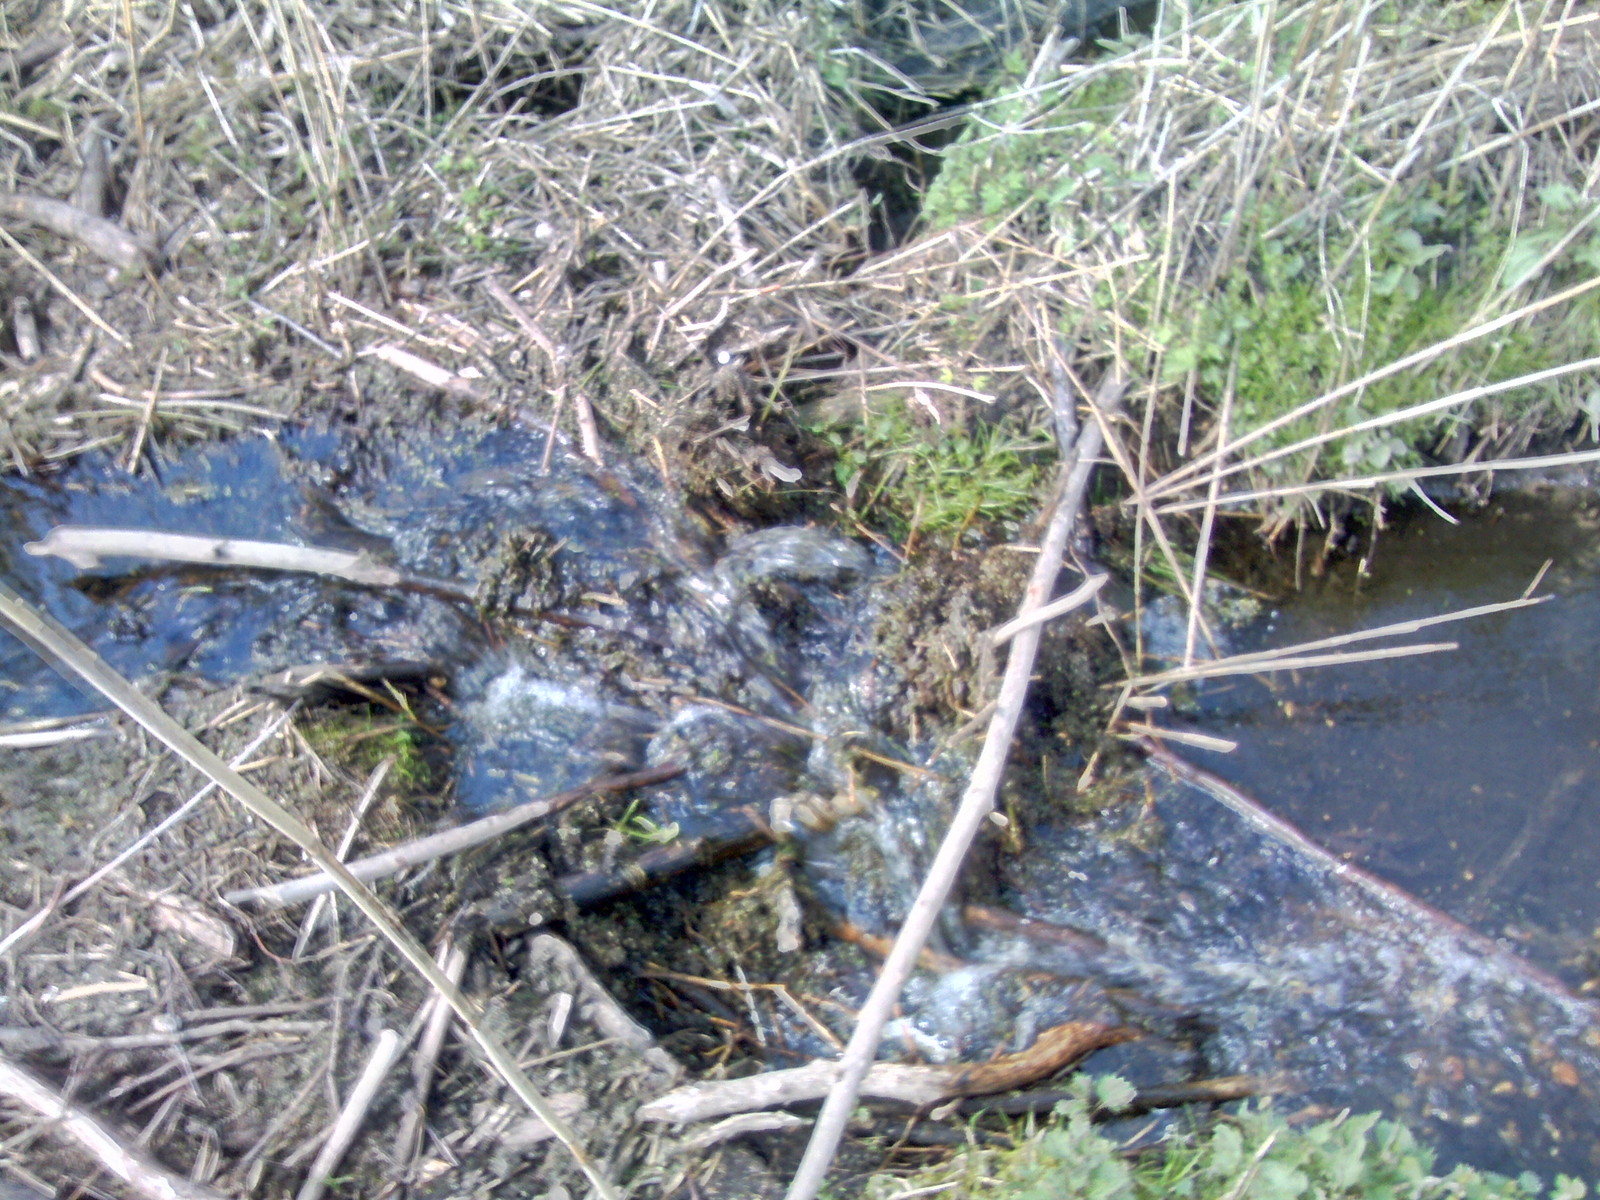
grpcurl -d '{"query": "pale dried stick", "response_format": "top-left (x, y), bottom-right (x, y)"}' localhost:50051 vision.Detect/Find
top-left (1154, 446), bottom-right (1600, 514)
top-left (25, 526), bottom-right (404, 587)
top-left (1124, 594), bottom-right (1545, 690)
top-left (294, 1028), bottom-right (404, 1200)
top-left (644, 1021), bottom-right (1134, 1125)
top-left (784, 371), bottom-right (1126, 1200)
top-left (368, 343), bottom-right (484, 400)
top-left (294, 755), bottom-right (395, 958)
top-left (0, 1051), bottom-right (228, 1200)
top-left (1148, 272), bottom-right (1600, 499)
top-left (123, 345), bottom-right (167, 474)
top-left (1183, 353), bottom-right (1235, 668)
top-left (222, 762), bottom-right (685, 909)
top-left (392, 941), bottom-right (468, 1176)
top-left (987, 574), bottom-right (1107, 648)
top-left (1168, 352), bottom-right (1600, 500)
top-left (572, 391), bottom-right (606, 467)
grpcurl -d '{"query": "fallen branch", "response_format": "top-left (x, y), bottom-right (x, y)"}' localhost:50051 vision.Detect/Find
top-left (0, 1051), bottom-right (229, 1200)
top-left (638, 1021), bottom-right (1137, 1124)
top-left (223, 762), bottom-right (685, 909)
top-left (954, 1073), bottom-right (1281, 1119)
top-left (0, 192), bottom-right (157, 271)
top-left (784, 369), bottom-right (1127, 1200)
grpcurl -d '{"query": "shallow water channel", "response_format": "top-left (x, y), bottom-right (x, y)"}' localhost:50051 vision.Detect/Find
top-left (4, 430), bottom-right (1600, 1183)
top-left (1157, 487), bottom-right (1600, 1177)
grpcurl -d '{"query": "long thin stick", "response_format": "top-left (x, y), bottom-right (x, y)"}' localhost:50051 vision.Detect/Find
top-left (25, 526), bottom-right (404, 587)
top-left (0, 583), bottom-right (624, 1200)
top-left (783, 371), bottom-right (1126, 1200)
top-left (223, 762), bottom-right (685, 909)
top-left (295, 1028), bottom-right (404, 1200)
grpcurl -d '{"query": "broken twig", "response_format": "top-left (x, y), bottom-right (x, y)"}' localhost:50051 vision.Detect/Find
top-left (295, 1029), bottom-right (404, 1200)
top-left (25, 526), bottom-right (404, 586)
top-left (638, 1021), bottom-right (1137, 1124)
top-left (223, 762), bottom-right (686, 908)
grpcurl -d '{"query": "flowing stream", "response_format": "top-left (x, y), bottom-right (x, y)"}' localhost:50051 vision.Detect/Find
top-left (5, 431), bottom-right (1600, 1181)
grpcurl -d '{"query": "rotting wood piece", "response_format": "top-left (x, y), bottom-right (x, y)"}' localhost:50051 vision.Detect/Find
top-left (636, 1020), bottom-right (1139, 1124)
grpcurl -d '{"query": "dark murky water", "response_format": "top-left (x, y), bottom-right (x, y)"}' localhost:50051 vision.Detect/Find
top-left (0, 425), bottom-right (885, 817)
top-left (1179, 489), bottom-right (1600, 987)
top-left (6, 434), bottom-right (1600, 1183)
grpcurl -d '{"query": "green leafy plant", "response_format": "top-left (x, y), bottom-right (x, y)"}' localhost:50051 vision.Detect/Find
top-left (869, 1076), bottom-right (1590, 1200)
top-left (613, 797), bottom-right (680, 845)
top-left (814, 398), bottom-right (1053, 541)
top-left (914, 0), bottom-right (1600, 527)
top-left (302, 711), bottom-right (433, 791)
